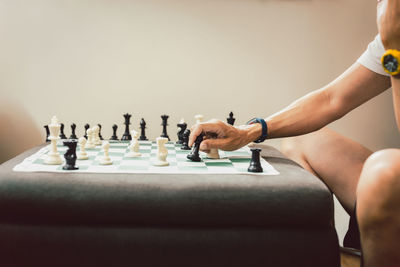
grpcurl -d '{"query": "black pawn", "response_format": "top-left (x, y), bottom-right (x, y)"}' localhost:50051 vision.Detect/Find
top-left (59, 123), bottom-right (67, 139)
top-left (121, 113), bottom-right (132, 141)
top-left (44, 125), bottom-right (50, 142)
top-left (97, 124), bottom-right (104, 140)
top-left (84, 124), bottom-right (90, 139)
top-left (160, 115), bottom-right (170, 141)
top-left (62, 140), bottom-right (79, 170)
top-left (69, 123), bottom-right (77, 139)
top-left (176, 121), bottom-right (187, 144)
top-left (139, 118), bottom-right (148, 141)
top-left (227, 111), bottom-right (236, 126)
top-left (248, 148), bottom-right (263, 173)
top-left (181, 129), bottom-right (191, 150)
top-left (110, 124), bottom-right (119, 140)
top-left (187, 133), bottom-right (204, 162)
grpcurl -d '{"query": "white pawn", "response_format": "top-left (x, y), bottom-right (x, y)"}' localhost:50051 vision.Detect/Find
top-left (195, 114), bottom-right (204, 124)
top-left (207, 148), bottom-right (220, 159)
top-left (99, 141), bottom-right (112, 165)
top-left (85, 128), bottom-right (95, 149)
top-left (44, 115), bottom-right (62, 165)
top-left (93, 125), bottom-right (102, 145)
top-left (153, 137), bottom-right (169, 166)
top-left (77, 137), bottom-right (89, 160)
top-left (127, 130), bottom-right (141, 157)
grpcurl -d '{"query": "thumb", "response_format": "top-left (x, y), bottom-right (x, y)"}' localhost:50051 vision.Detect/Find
top-left (200, 138), bottom-right (226, 151)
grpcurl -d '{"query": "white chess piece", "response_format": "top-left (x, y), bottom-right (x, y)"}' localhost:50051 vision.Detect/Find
top-left (44, 116), bottom-right (62, 165)
top-left (153, 137), bottom-right (169, 166)
top-left (93, 125), bottom-right (102, 145)
top-left (127, 130), bottom-right (141, 157)
top-left (99, 141), bottom-right (112, 165)
top-left (85, 128), bottom-right (95, 149)
top-left (207, 148), bottom-right (220, 159)
top-left (77, 137), bottom-right (89, 160)
top-left (195, 114), bottom-right (204, 124)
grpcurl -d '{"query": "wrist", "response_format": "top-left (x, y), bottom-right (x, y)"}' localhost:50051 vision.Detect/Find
top-left (245, 123), bottom-right (262, 143)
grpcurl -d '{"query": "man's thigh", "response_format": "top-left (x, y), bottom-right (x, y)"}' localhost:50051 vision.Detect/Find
top-left (281, 128), bottom-right (372, 214)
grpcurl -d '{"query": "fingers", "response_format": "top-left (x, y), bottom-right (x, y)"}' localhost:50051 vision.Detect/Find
top-left (188, 120), bottom-right (225, 147)
top-left (200, 138), bottom-right (229, 151)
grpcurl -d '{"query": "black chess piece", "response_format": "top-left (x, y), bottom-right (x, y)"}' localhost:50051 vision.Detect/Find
top-left (187, 133), bottom-right (204, 162)
top-left (59, 123), bottom-right (67, 139)
top-left (44, 125), bottom-right (50, 142)
top-left (84, 123), bottom-right (90, 139)
top-left (227, 111), bottom-right (236, 126)
top-left (121, 113), bottom-right (132, 141)
top-left (160, 115), bottom-right (170, 141)
top-left (181, 129), bottom-right (191, 150)
top-left (62, 140), bottom-right (79, 170)
top-left (69, 123), bottom-right (78, 139)
top-left (248, 148), bottom-right (263, 173)
top-left (139, 118), bottom-right (148, 141)
top-left (176, 121), bottom-right (187, 144)
top-left (97, 124), bottom-right (104, 140)
top-left (110, 124), bottom-right (119, 140)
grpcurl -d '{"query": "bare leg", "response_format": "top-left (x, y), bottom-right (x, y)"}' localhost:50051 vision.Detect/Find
top-left (356, 149), bottom-right (400, 267)
top-left (281, 128), bottom-right (372, 214)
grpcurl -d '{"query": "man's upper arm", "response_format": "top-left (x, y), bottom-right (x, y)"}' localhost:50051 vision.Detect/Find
top-left (326, 62), bottom-right (392, 119)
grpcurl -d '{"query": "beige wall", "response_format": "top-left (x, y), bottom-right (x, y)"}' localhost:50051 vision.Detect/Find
top-left (1, 0), bottom-right (399, 243)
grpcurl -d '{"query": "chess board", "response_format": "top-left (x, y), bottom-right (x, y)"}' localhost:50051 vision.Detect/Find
top-left (13, 141), bottom-right (279, 175)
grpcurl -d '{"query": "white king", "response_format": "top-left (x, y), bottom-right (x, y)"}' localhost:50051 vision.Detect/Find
top-left (44, 115), bottom-right (62, 165)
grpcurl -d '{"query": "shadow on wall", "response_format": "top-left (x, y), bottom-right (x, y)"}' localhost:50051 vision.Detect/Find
top-left (0, 99), bottom-right (43, 164)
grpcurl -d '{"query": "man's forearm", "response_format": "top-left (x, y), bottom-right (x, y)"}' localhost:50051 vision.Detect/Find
top-left (391, 76), bottom-right (400, 132)
top-left (265, 88), bottom-right (339, 139)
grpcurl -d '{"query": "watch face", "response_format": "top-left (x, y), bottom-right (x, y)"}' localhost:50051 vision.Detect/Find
top-left (383, 54), bottom-right (399, 72)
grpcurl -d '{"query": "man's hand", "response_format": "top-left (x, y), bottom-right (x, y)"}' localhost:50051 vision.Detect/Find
top-left (378, 0), bottom-right (400, 50)
top-left (188, 119), bottom-right (261, 152)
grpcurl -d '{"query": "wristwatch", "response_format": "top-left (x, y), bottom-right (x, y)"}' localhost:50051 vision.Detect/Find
top-left (381, 49), bottom-right (400, 76)
top-left (246, 118), bottom-right (268, 143)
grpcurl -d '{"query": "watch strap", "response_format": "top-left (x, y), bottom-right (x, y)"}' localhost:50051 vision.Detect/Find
top-left (246, 118), bottom-right (268, 143)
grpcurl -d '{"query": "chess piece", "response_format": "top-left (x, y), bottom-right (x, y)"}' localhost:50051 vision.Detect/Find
top-left (84, 123), bottom-right (90, 139)
top-left (93, 125), bottom-right (102, 145)
top-left (44, 116), bottom-right (62, 165)
top-left (195, 114), bottom-right (204, 124)
top-left (227, 112), bottom-right (235, 126)
top-left (62, 140), bottom-right (79, 170)
top-left (176, 118), bottom-right (187, 145)
top-left (59, 123), bottom-right (67, 139)
top-left (187, 133), bottom-right (204, 162)
top-left (69, 123), bottom-right (78, 139)
top-left (77, 137), bottom-right (89, 160)
top-left (98, 124), bottom-right (104, 140)
top-left (44, 125), bottom-right (50, 142)
top-left (110, 124), bottom-right (119, 140)
top-left (207, 148), bottom-right (220, 159)
top-left (153, 137), bottom-right (169, 166)
top-left (99, 141), bottom-right (113, 165)
top-left (181, 129), bottom-right (191, 150)
top-left (85, 128), bottom-right (96, 149)
top-left (160, 114), bottom-right (170, 141)
top-left (127, 130), bottom-right (141, 157)
top-left (121, 113), bottom-right (132, 141)
top-left (139, 118), bottom-right (148, 141)
top-left (248, 148), bottom-right (263, 173)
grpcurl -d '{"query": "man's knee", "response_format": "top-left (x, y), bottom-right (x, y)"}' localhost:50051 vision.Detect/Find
top-left (357, 149), bottom-right (400, 229)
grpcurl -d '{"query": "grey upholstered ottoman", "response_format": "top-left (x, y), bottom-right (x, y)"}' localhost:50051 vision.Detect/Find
top-left (0, 144), bottom-right (339, 267)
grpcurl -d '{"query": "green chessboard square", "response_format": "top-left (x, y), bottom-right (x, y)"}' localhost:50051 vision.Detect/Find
top-left (204, 162), bottom-right (234, 167)
top-left (230, 158), bottom-right (251, 163)
top-left (33, 158), bottom-right (45, 164)
top-left (141, 143), bottom-right (152, 147)
top-left (122, 156), bottom-right (148, 161)
top-left (176, 150), bottom-right (189, 154)
top-left (225, 151), bottom-right (249, 157)
top-left (108, 152), bottom-right (125, 157)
